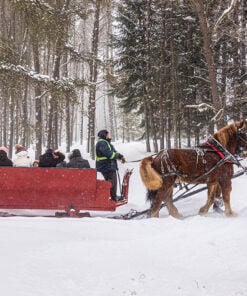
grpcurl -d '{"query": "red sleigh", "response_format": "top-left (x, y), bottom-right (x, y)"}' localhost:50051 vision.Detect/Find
top-left (0, 167), bottom-right (132, 217)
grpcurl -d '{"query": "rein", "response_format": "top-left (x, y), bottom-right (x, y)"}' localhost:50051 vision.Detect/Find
top-left (125, 152), bottom-right (158, 163)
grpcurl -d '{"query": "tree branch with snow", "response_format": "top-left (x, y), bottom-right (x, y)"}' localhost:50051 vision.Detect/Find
top-left (212, 0), bottom-right (238, 33)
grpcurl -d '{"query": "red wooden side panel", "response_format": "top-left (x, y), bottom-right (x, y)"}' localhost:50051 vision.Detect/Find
top-left (0, 167), bottom-right (119, 212)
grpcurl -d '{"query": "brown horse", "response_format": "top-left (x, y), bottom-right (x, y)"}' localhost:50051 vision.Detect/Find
top-left (140, 120), bottom-right (247, 218)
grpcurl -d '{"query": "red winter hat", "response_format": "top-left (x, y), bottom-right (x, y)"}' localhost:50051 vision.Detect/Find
top-left (15, 144), bottom-right (26, 154)
top-left (0, 146), bottom-right (8, 154)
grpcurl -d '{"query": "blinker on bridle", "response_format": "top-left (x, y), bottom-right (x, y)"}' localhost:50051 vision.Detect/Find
top-left (236, 121), bottom-right (247, 149)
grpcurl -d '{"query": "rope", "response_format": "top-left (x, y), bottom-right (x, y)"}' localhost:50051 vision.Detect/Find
top-left (125, 152), bottom-right (158, 163)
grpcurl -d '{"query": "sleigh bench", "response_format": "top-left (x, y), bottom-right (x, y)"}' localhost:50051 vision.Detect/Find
top-left (0, 167), bottom-right (131, 217)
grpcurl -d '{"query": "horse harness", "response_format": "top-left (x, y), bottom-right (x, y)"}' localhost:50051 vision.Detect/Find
top-left (159, 136), bottom-right (242, 181)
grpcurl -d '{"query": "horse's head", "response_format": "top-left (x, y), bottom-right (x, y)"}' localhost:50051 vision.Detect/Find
top-left (213, 119), bottom-right (247, 155)
top-left (235, 119), bottom-right (247, 156)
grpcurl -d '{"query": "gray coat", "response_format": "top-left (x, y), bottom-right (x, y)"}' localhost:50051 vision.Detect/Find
top-left (67, 149), bottom-right (90, 169)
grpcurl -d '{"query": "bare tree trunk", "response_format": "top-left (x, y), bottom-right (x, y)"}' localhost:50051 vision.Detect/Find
top-left (80, 19), bottom-right (86, 145)
top-left (9, 95), bottom-right (14, 159)
top-left (106, 0), bottom-right (115, 140)
top-left (144, 99), bottom-right (151, 152)
top-left (192, 0), bottom-right (224, 129)
top-left (47, 95), bottom-right (54, 148)
top-left (50, 37), bottom-right (63, 149)
top-left (88, 0), bottom-right (100, 159)
top-left (48, 0), bottom-right (71, 149)
top-left (146, 0), bottom-right (158, 152)
top-left (80, 93), bottom-right (85, 145)
top-left (0, 0), bottom-right (6, 146)
top-left (32, 37), bottom-right (42, 158)
top-left (22, 77), bottom-right (28, 147)
top-left (238, 0), bottom-right (246, 118)
top-left (171, 39), bottom-right (179, 148)
top-left (158, 3), bottom-right (167, 150)
top-left (166, 115), bottom-right (171, 149)
top-left (63, 40), bottom-right (71, 152)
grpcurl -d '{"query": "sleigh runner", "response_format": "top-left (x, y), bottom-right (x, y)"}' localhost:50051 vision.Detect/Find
top-left (0, 167), bottom-right (132, 217)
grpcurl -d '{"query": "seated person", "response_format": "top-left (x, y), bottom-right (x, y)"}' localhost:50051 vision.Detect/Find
top-left (67, 149), bottom-right (90, 169)
top-left (38, 148), bottom-right (65, 167)
top-left (13, 144), bottom-right (33, 167)
top-left (33, 160), bottom-right (39, 167)
top-left (56, 160), bottom-right (67, 168)
top-left (0, 146), bottom-right (13, 167)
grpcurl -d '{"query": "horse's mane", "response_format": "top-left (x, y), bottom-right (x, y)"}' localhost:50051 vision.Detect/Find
top-left (213, 122), bottom-right (237, 147)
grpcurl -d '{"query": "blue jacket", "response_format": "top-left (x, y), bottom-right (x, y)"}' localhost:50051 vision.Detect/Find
top-left (96, 138), bottom-right (122, 173)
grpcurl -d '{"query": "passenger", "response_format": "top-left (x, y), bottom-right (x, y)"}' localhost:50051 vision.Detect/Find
top-left (38, 148), bottom-right (65, 167)
top-left (56, 160), bottom-right (67, 168)
top-left (13, 144), bottom-right (33, 167)
top-left (96, 129), bottom-right (125, 201)
top-left (0, 146), bottom-right (13, 167)
top-left (33, 160), bottom-right (39, 167)
top-left (67, 149), bottom-right (90, 169)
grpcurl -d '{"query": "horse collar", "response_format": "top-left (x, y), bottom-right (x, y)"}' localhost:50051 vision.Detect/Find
top-left (205, 137), bottom-right (238, 165)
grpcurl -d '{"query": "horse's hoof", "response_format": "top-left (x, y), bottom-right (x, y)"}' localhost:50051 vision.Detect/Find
top-left (172, 213), bottom-right (183, 220)
top-left (150, 212), bottom-right (159, 218)
top-left (199, 208), bottom-right (208, 215)
top-left (225, 211), bottom-right (238, 217)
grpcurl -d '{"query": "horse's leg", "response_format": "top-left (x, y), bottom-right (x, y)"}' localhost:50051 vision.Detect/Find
top-left (150, 183), bottom-right (182, 219)
top-left (213, 184), bottom-right (224, 212)
top-left (166, 198), bottom-right (183, 219)
top-left (220, 180), bottom-right (237, 217)
top-left (215, 184), bottom-right (222, 198)
top-left (215, 184), bottom-right (223, 206)
top-left (150, 188), bottom-right (164, 218)
top-left (165, 187), bottom-right (183, 219)
top-left (199, 182), bottom-right (218, 215)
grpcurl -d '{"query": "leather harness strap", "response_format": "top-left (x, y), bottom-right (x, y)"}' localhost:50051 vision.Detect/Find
top-left (205, 140), bottom-right (232, 163)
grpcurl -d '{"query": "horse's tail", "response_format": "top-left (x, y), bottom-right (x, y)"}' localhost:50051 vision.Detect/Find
top-left (146, 189), bottom-right (158, 202)
top-left (139, 156), bottom-right (163, 190)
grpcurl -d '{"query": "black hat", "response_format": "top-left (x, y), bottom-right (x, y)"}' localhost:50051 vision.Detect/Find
top-left (71, 149), bottom-right (81, 158)
top-left (97, 129), bottom-right (109, 139)
top-left (46, 148), bottom-right (54, 154)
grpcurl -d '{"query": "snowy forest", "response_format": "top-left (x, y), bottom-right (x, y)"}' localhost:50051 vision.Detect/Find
top-left (0, 0), bottom-right (246, 159)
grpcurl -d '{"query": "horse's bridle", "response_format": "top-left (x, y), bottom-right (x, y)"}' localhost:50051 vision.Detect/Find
top-left (236, 121), bottom-right (247, 155)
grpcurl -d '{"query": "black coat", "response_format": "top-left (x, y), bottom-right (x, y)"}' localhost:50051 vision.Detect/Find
top-left (67, 149), bottom-right (90, 169)
top-left (38, 151), bottom-right (65, 167)
top-left (0, 150), bottom-right (13, 167)
top-left (67, 156), bottom-right (90, 169)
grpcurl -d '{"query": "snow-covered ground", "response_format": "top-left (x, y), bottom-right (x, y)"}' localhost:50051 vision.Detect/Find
top-left (1, 141), bottom-right (247, 296)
